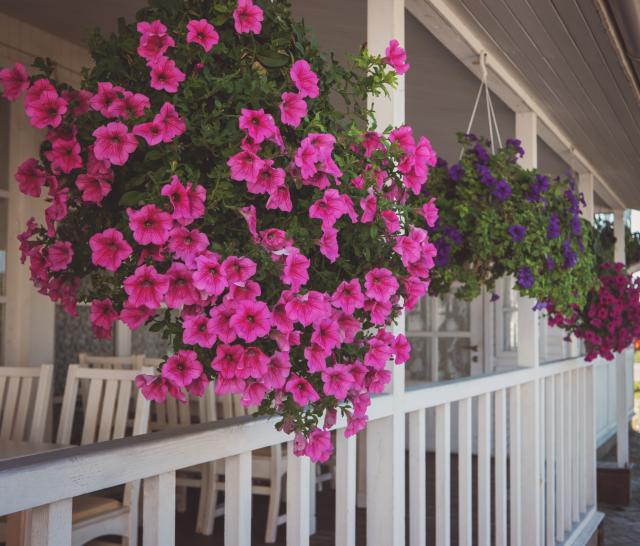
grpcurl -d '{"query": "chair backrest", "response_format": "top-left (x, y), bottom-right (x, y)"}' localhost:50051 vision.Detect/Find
top-left (79, 353), bottom-right (146, 370)
top-left (0, 364), bottom-right (53, 442)
top-left (57, 364), bottom-right (153, 446)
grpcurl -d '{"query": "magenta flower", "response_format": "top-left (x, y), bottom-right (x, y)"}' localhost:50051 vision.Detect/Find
top-left (229, 300), bottom-right (271, 342)
top-left (162, 350), bottom-right (203, 388)
top-left (239, 108), bottom-right (276, 143)
top-left (168, 227), bottom-right (209, 261)
top-left (0, 62), bottom-right (29, 101)
top-left (149, 57), bottom-right (186, 93)
top-left (61, 89), bottom-right (93, 117)
top-left (364, 299), bottom-right (392, 326)
top-left (164, 262), bottom-right (199, 308)
top-left (307, 133), bottom-right (336, 159)
top-left (89, 83), bottom-right (125, 117)
top-left (154, 102), bottom-right (186, 142)
top-left (303, 172), bottom-right (330, 190)
top-left (228, 280), bottom-right (261, 303)
top-left (46, 123), bottom-right (77, 145)
top-left (417, 197), bottom-right (439, 227)
top-left (285, 291), bottom-right (326, 327)
top-left (110, 91), bottom-right (150, 119)
top-left (137, 20), bottom-right (168, 40)
top-left (295, 138), bottom-right (318, 179)
top-left (183, 315), bottom-right (217, 348)
top-left (186, 373), bottom-right (210, 397)
top-left (280, 92), bottom-right (308, 127)
top-left (138, 33), bottom-right (175, 63)
top-left (89, 229), bottom-right (132, 271)
top-left (317, 227), bottom-right (340, 263)
top-left (247, 159), bottom-right (285, 195)
top-left (291, 60), bottom-right (319, 98)
top-left (364, 268), bottom-right (399, 303)
top-left (187, 19), bottom-right (219, 51)
top-left (193, 252), bottom-right (228, 296)
top-left (345, 411), bottom-right (368, 438)
top-left (17, 217), bottom-right (37, 264)
top-left (43, 241), bottom-right (73, 271)
top-left (221, 255), bottom-right (257, 284)
top-left (25, 91), bottom-right (67, 129)
top-left (45, 139), bottom-right (82, 174)
top-left (271, 291), bottom-right (295, 334)
top-left (209, 302), bottom-right (238, 343)
top-left (161, 175), bottom-right (190, 219)
top-left (359, 131), bottom-right (384, 157)
top-left (263, 351), bottom-right (292, 389)
top-left (211, 344), bottom-right (245, 378)
top-left (309, 189), bottom-right (348, 229)
top-left (75, 174), bottom-right (111, 206)
top-left (239, 205), bottom-right (258, 237)
top-left (321, 364), bottom-right (354, 400)
top-left (366, 369), bottom-right (392, 394)
top-left (132, 122), bottom-right (164, 145)
top-left (265, 185), bottom-right (293, 212)
top-left (237, 346), bottom-right (270, 380)
top-left (90, 298), bottom-right (119, 332)
top-left (381, 210), bottom-right (400, 233)
top-left (415, 136), bottom-right (436, 168)
top-left (93, 122), bottom-right (138, 165)
top-left (87, 144), bottom-right (111, 175)
top-left (285, 374), bottom-right (321, 406)
top-left (364, 338), bottom-right (394, 370)
top-left (186, 183), bottom-right (206, 219)
top-left (360, 190), bottom-right (377, 223)
top-left (389, 126), bottom-right (416, 153)
top-left (136, 374), bottom-right (169, 403)
top-left (215, 376), bottom-right (246, 396)
top-left (120, 301), bottom-right (154, 330)
top-left (241, 380), bottom-right (269, 407)
top-left (270, 329), bottom-right (300, 352)
top-left (341, 194), bottom-right (359, 223)
top-left (331, 279), bottom-right (364, 314)
top-left (393, 235), bottom-right (421, 267)
top-left (15, 158), bottom-right (47, 197)
top-left (227, 150), bottom-right (264, 183)
top-left (282, 249), bottom-right (310, 293)
top-left (305, 428), bottom-right (332, 463)
top-left (392, 334), bottom-right (411, 364)
top-left (381, 40), bottom-right (410, 75)
top-left (123, 265), bottom-right (170, 308)
top-left (260, 229), bottom-right (293, 252)
top-left (127, 205), bottom-right (173, 245)
top-left (407, 254), bottom-right (433, 279)
top-left (311, 318), bottom-right (342, 352)
top-left (233, 0), bottom-right (264, 34)
top-left (403, 168), bottom-right (427, 195)
top-left (24, 79), bottom-right (55, 105)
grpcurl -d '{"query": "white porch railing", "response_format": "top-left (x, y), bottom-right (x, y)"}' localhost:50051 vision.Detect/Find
top-left (0, 356), bottom-right (603, 546)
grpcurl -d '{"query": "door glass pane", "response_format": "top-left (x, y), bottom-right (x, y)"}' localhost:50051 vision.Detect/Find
top-left (503, 276), bottom-right (519, 308)
top-left (438, 337), bottom-right (471, 381)
top-left (405, 337), bottom-right (432, 385)
top-left (406, 296), bottom-right (430, 333)
top-left (0, 198), bottom-right (6, 296)
top-left (503, 310), bottom-right (518, 352)
top-left (436, 292), bottom-right (470, 332)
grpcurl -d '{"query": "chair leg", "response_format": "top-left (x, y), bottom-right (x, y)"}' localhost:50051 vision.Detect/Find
top-left (195, 462), bottom-right (218, 536)
top-left (176, 485), bottom-right (188, 513)
top-left (264, 445), bottom-right (283, 543)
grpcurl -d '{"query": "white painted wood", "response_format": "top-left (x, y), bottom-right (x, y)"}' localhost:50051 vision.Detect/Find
top-left (56, 365), bottom-right (79, 445)
top-left (435, 402), bottom-right (450, 546)
top-left (616, 351), bottom-right (630, 468)
top-left (224, 452), bottom-right (251, 546)
top-left (31, 499), bottom-right (72, 546)
top-left (336, 431), bottom-right (357, 546)
top-left (143, 472), bottom-right (175, 546)
top-left (613, 210), bottom-right (626, 265)
top-left (0, 377), bottom-right (20, 440)
top-left (572, 370), bottom-right (580, 524)
top-left (580, 368), bottom-right (587, 515)
top-left (264, 443), bottom-right (286, 543)
top-left (586, 366), bottom-right (596, 507)
top-left (409, 409), bottom-right (426, 546)
top-left (477, 393), bottom-right (491, 546)
top-left (30, 365), bottom-right (54, 443)
top-left (494, 390), bottom-right (507, 546)
top-left (458, 398), bottom-right (472, 546)
top-left (287, 441), bottom-right (310, 546)
top-left (578, 173), bottom-right (595, 223)
top-left (564, 371), bottom-right (572, 532)
top-left (356, 429), bottom-right (367, 509)
top-left (310, 462), bottom-right (317, 536)
top-left (520, 380), bottom-right (540, 546)
top-left (555, 373), bottom-right (565, 543)
top-left (509, 384), bottom-right (522, 546)
top-left (516, 111), bottom-right (538, 170)
top-left (539, 378), bottom-right (546, 543)
top-left (115, 321), bottom-right (132, 358)
top-left (545, 376), bottom-right (555, 546)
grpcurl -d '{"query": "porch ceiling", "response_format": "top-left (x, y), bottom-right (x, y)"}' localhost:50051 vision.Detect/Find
top-left (413, 0), bottom-right (640, 210)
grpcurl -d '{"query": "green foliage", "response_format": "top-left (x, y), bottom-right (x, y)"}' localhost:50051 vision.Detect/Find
top-left (591, 217), bottom-right (640, 266)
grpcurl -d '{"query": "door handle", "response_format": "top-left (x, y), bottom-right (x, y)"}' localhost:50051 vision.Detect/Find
top-left (461, 345), bottom-right (479, 352)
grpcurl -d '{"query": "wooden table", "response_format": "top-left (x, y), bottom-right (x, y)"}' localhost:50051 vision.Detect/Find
top-left (0, 441), bottom-right (71, 546)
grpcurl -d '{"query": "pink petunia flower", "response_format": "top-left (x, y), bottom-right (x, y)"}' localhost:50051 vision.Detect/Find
top-left (187, 19), bottom-right (219, 51)
top-left (93, 122), bottom-right (138, 165)
top-left (17, 217), bottom-right (38, 264)
top-left (87, 144), bottom-right (111, 175)
top-left (240, 380), bottom-right (269, 407)
top-left (323, 408), bottom-right (337, 430)
top-left (110, 91), bottom-right (150, 120)
top-left (138, 33), bottom-right (175, 63)
top-left (193, 252), bottom-right (228, 296)
top-left (89, 229), bottom-right (132, 271)
top-left (239, 205), bottom-right (258, 238)
top-left (311, 318), bottom-right (342, 352)
top-left (25, 91), bottom-right (67, 129)
top-left (364, 268), bottom-right (399, 303)
top-left (364, 298), bottom-right (392, 326)
top-left (295, 138), bottom-right (318, 179)
top-left (120, 301), bottom-right (155, 329)
top-left (270, 329), bottom-right (299, 352)
top-left (271, 291), bottom-right (295, 334)
top-left (341, 194), bottom-right (359, 223)
top-left (149, 57), bottom-right (186, 93)
top-left (364, 338), bottom-right (394, 370)
top-left (309, 189), bottom-right (348, 229)
top-left (164, 262), bottom-right (199, 308)
top-left (136, 374), bottom-right (169, 403)
top-left (154, 102), bottom-right (186, 142)
top-left (211, 343), bottom-right (245, 378)
top-left (24, 79), bottom-right (55, 105)
top-left (259, 228), bottom-right (293, 252)
top-left (161, 175), bottom-right (190, 219)
top-left (321, 364), bottom-right (354, 400)
top-left (221, 255), bottom-right (257, 284)
top-left (127, 204), bottom-right (173, 245)
top-left (359, 131), bottom-right (384, 157)
top-left (132, 122), bottom-right (164, 145)
top-left (45, 139), bottom-right (83, 174)
top-left (392, 334), bottom-right (411, 364)
top-left (366, 369), bottom-right (392, 393)
top-left (282, 249), bottom-right (310, 293)
top-left (360, 189), bottom-right (377, 223)
top-left (381, 210), bottom-right (400, 233)
top-left (307, 133), bottom-right (336, 159)
top-left (291, 60), bottom-right (319, 98)
top-left (239, 108), bottom-right (276, 143)
top-left (237, 346), bottom-right (270, 380)
top-left (241, 136), bottom-right (261, 153)
top-left (43, 241), bottom-right (73, 271)
top-left (415, 136), bottom-right (437, 169)
top-left (186, 183), bottom-right (206, 219)
top-left (285, 374), bottom-right (321, 406)
top-left (381, 40), bottom-right (410, 75)
top-left (263, 351), bottom-right (291, 389)
top-left (403, 168), bottom-right (427, 195)
top-left (331, 279), bottom-right (364, 314)
top-left (162, 350), bottom-right (203, 388)
top-left (247, 159), bottom-right (285, 195)
top-left (186, 373), bottom-right (210, 397)
top-left (305, 428), bottom-right (332, 463)
top-left (137, 20), bottom-right (168, 41)
top-left (15, 158), bottom-right (47, 197)
top-left (209, 302), bottom-right (238, 343)
top-left (345, 410), bottom-right (368, 438)
top-left (89, 82), bottom-right (125, 117)
top-left (61, 89), bottom-right (93, 117)
top-left (183, 315), bottom-right (217, 348)
top-left (416, 197), bottom-right (438, 227)
top-left (285, 291), bottom-right (326, 327)
top-left (229, 300), bottom-right (271, 342)
top-left (407, 254), bottom-right (433, 279)
top-left (265, 185), bottom-right (293, 212)
top-left (227, 280), bottom-right (261, 303)
top-left (393, 235), bottom-right (421, 267)
top-left (123, 265), bottom-right (170, 308)
top-left (233, 0), bottom-right (264, 34)
top-left (215, 375), bottom-right (246, 396)
top-left (389, 126), bottom-right (416, 153)
top-left (75, 173), bottom-right (111, 206)
top-left (168, 227), bottom-right (209, 261)
top-left (46, 123), bottom-right (77, 145)
top-left (90, 298), bottom-right (119, 335)
top-left (0, 62), bottom-right (29, 101)
top-left (316, 227), bottom-right (340, 263)
top-left (280, 92), bottom-right (308, 127)
top-left (228, 150), bottom-right (264, 183)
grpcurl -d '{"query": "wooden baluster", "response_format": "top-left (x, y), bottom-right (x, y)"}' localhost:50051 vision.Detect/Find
top-left (580, 367), bottom-right (587, 514)
top-left (572, 369), bottom-right (580, 523)
top-left (586, 364), bottom-right (596, 507)
top-left (409, 409), bottom-right (426, 546)
top-left (225, 452), bottom-right (251, 546)
top-left (478, 393), bottom-right (491, 546)
top-left (564, 371), bottom-right (572, 532)
top-left (555, 373), bottom-right (565, 543)
top-left (336, 430), bottom-right (357, 546)
top-left (31, 499), bottom-right (72, 546)
top-left (143, 471), bottom-right (176, 546)
top-left (510, 384), bottom-right (522, 546)
top-left (494, 390), bottom-right (507, 546)
top-left (545, 376), bottom-right (555, 546)
top-left (435, 402), bottom-right (450, 546)
top-left (521, 379), bottom-right (540, 546)
top-left (287, 441), bottom-right (311, 545)
top-left (458, 398), bottom-right (472, 546)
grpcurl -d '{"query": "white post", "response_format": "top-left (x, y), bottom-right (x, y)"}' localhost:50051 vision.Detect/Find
top-left (478, 393), bottom-right (492, 546)
top-left (115, 321), bottom-right (132, 357)
top-left (336, 432), bottom-right (357, 546)
top-left (224, 453), bottom-right (252, 546)
top-left (459, 398), bottom-right (473, 546)
top-left (409, 409), bottom-right (426, 546)
top-left (435, 402), bottom-right (451, 546)
top-left (31, 499), bottom-right (72, 546)
top-left (613, 209), bottom-right (626, 265)
top-left (578, 173), bottom-right (594, 224)
top-left (143, 471), bottom-right (176, 546)
top-left (287, 441), bottom-right (311, 545)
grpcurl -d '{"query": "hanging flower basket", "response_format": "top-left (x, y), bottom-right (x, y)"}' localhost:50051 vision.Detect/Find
top-left (590, 216), bottom-right (640, 268)
top-left (409, 133), bottom-right (598, 315)
top-left (7, 0), bottom-right (438, 459)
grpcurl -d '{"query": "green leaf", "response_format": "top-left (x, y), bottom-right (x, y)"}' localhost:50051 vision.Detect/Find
top-left (149, 322), bottom-right (166, 333)
top-left (119, 191), bottom-right (146, 207)
top-left (256, 50), bottom-right (290, 67)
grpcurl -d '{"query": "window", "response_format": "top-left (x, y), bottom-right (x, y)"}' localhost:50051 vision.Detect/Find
top-left (501, 276), bottom-right (518, 352)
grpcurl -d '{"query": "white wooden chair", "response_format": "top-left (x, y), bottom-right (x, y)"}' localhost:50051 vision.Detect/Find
top-left (57, 364), bottom-right (153, 546)
top-left (0, 364), bottom-right (54, 545)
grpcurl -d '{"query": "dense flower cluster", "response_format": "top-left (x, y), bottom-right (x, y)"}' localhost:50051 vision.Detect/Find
top-left (546, 262), bottom-right (640, 361)
top-left (408, 133), bottom-right (598, 315)
top-left (6, 0), bottom-right (438, 459)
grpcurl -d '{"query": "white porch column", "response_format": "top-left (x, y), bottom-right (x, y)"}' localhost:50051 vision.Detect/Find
top-left (366, 2), bottom-right (405, 544)
top-left (578, 173), bottom-right (594, 224)
top-left (515, 111), bottom-right (541, 546)
top-left (613, 209), bottom-right (626, 265)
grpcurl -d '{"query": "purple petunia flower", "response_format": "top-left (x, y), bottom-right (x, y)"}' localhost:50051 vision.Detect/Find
top-left (472, 144), bottom-right (490, 164)
top-left (547, 253), bottom-right (554, 270)
top-left (492, 179), bottom-right (511, 200)
top-left (433, 238), bottom-right (450, 267)
top-left (443, 226), bottom-right (463, 245)
top-left (532, 301), bottom-right (547, 311)
top-left (435, 157), bottom-right (448, 169)
top-left (490, 293), bottom-right (500, 302)
top-left (517, 266), bottom-right (534, 289)
top-left (449, 164), bottom-right (466, 182)
top-left (547, 213), bottom-right (560, 239)
top-left (562, 237), bottom-right (577, 269)
top-left (476, 164), bottom-right (496, 187)
top-left (508, 225), bottom-right (526, 243)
